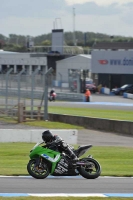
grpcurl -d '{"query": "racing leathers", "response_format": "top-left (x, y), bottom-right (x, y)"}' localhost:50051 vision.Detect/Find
top-left (45, 135), bottom-right (78, 161)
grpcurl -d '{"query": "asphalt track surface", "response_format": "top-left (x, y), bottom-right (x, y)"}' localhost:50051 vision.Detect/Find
top-left (0, 94), bottom-right (133, 197)
top-left (48, 94), bottom-right (133, 110)
top-left (0, 176), bottom-right (133, 194)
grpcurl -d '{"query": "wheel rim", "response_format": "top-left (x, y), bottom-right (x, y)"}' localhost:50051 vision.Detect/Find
top-left (82, 160), bottom-right (100, 175)
top-left (30, 160), bottom-right (49, 176)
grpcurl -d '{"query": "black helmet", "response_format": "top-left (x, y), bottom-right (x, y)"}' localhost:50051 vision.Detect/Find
top-left (42, 130), bottom-right (53, 143)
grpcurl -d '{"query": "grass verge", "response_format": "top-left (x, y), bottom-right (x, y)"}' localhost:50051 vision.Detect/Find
top-left (0, 198), bottom-right (133, 200)
top-left (48, 107), bottom-right (133, 121)
top-left (0, 143), bottom-right (133, 177)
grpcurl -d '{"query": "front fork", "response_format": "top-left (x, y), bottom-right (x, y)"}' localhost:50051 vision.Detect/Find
top-left (34, 157), bottom-right (44, 169)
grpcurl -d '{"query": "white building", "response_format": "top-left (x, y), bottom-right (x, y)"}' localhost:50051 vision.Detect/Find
top-left (0, 51), bottom-right (47, 74)
top-left (92, 49), bottom-right (133, 88)
top-left (56, 54), bottom-right (91, 83)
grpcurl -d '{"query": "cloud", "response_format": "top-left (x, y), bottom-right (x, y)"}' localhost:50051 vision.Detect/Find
top-left (74, 2), bottom-right (121, 16)
top-left (0, 17), bottom-right (54, 36)
top-left (0, 0), bottom-right (66, 18)
top-left (65, 0), bottom-right (133, 6)
top-left (72, 13), bottom-right (133, 37)
top-left (0, 0), bottom-right (133, 37)
top-left (120, 2), bottom-right (133, 25)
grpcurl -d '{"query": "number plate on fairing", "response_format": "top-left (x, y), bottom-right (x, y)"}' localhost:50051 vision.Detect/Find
top-left (54, 158), bottom-right (69, 174)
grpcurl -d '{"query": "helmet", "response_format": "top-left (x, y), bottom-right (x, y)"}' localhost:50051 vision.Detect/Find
top-left (42, 130), bottom-right (53, 143)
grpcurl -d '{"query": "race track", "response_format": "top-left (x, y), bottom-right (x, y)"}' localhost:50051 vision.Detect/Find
top-left (48, 94), bottom-right (133, 111)
top-left (0, 176), bottom-right (133, 195)
top-left (0, 94), bottom-right (133, 197)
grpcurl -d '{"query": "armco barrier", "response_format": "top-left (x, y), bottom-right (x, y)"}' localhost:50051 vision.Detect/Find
top-left (83, 95), bottom-right (92, 102)
top-left (101, 87), bottom-right (110, 95)
top-left (0, 129), bottom-right (78, 144)
top-left (0, 88), bottom-right (84, 102)
top-left (48, 113), bottom-right (133, 136)
top-left (123, 92), bottom-right (133, 99)
top-left (56, 92), bottom-right (85, 102)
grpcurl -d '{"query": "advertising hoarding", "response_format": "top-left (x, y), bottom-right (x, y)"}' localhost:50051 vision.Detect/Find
top-left (92, 50), bottom-right (133, 74)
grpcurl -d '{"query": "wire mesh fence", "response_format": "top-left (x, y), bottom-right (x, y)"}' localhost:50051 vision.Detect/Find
top-left (0, 68), bottom-right (84, 121)
top-left (0, 70), bottom-right (47, 121)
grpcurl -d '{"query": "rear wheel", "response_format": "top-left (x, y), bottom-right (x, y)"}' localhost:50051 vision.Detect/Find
top-left (27, 159), bottom-right (50, 179)
top-left (78, 158), bottom-right (101, 179)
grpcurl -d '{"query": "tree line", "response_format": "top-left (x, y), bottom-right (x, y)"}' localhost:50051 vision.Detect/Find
top-left (0, 31), bottom-right (133, 52)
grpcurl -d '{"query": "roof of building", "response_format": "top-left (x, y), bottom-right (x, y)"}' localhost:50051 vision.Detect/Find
top-left (0, 50), bottom-right (18, 54)
top-left (56, 54), bottom-right (91, 63)
top-left (78, 54), bottom-right (91, 58)
top-left (93, 42), bottom-right (133, 50)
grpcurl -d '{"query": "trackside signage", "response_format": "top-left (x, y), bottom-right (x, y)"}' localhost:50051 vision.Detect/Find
top-left (92, 50), bottom-right (133, 74)
top-left (99, 58), bottom-right (133, 66)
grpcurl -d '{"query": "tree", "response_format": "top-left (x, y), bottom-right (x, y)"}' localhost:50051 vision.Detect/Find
top-left (41, 40), bottom-right (51, 46)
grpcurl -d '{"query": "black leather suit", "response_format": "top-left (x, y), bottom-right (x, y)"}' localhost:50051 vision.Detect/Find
top-left (45, 135), bottom-right (77, 160)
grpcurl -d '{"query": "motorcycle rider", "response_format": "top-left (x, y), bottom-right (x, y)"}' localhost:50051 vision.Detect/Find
top-left (49, 88), bottom-right (56, 101)
top-left (42, 130), bottom-right (78, 162)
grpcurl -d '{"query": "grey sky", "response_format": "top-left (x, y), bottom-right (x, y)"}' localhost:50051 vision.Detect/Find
top-left (0, 0), bottom-right (133, 37)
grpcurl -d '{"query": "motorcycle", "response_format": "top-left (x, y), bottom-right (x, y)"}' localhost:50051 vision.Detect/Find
top-left (48, 92), bottom-right (56, 101)
top-left (27, 142), bottom-right (101, 179)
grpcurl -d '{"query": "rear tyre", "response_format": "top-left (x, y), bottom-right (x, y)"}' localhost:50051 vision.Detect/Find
top-left (27, 159), bottom-right (50, 179)
top-left (78, 158), bottom-right (101, 179)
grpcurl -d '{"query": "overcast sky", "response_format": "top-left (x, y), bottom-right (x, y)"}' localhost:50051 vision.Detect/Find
top-left (1, 0), bottom-right (133, 37)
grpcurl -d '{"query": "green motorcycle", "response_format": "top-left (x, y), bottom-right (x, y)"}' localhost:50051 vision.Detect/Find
top-left (27, 142), bottom-right (101, 179)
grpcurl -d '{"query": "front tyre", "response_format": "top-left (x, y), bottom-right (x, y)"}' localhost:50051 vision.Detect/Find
top-left (78, 158), bottom-right (101, 179)
top-left (27, 159), bottom-right (50, 179)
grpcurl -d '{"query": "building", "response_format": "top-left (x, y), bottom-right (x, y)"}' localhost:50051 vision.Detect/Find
top-left (0, 51), bottom-right (47, 74)
top-left (56, 54), bottom-right (91, 82)
top-left (92, 42), bottom-right (133, 89)
top-left (0, 28), bottom-right (84, 76)
top-left (55, 54), bottom-right (91, 92)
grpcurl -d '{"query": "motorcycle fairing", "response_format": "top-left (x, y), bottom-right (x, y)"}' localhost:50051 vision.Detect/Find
top-left (41, 154), bottom-right (60, 162)
top-left (74, 145), bottom-right (92, 157)
top-left (51, 157), bottom-right (79, 176)
top-left (29, 146), bottom-right (61, 174)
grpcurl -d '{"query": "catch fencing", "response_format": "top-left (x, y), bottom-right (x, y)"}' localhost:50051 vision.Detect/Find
top-left (0, 68), bottom-right (83, 121)
top-left (0, 69), bottom-right (50, 121)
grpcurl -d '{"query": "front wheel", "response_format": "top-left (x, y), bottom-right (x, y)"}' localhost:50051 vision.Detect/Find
top-left (78, 158), bottom-right (101, 179)
top-left (27, 159), bottom-right (50, 179)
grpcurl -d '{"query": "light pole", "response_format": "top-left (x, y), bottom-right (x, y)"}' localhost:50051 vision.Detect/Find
top-left (73, 7), bottom-right (76, 46)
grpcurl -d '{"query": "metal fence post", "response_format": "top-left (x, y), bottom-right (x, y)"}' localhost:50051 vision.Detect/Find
top-left (44, 67), bottom-right (53, 120)
top-left (5, 68), bottom-right (13, 109)
top-left (18, 103), bottom-right (24, 123)
top-left (77, 73), bottom-right (81, 93)
top-left (17, 69), bottom-right (25, 104)
top-left (31, 68), bottom-right (39, 119)
top-left (58, 72), bottom-right (62, 92)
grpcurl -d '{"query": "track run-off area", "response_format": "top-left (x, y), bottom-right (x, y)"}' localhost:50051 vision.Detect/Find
top-left (0, 176), bottom-right (133, 197)
top-left (0, 94), bottom-right (133, 197)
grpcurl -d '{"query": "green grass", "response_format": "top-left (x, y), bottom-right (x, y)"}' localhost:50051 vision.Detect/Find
top-left (0, 107), bottom-right (133, 177)
top-left (2, 106), bottom-right (133, 124)
top-left (0, 198), bottom-right (133, 200)
top-left (48, 107), bottom-right (133, 121)
top-left (0, 143), bottom-right (133, 177)
top-left (0, 117), bottom-right (84, 129)
top-left (23, 120), bottom-right (84, 129)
